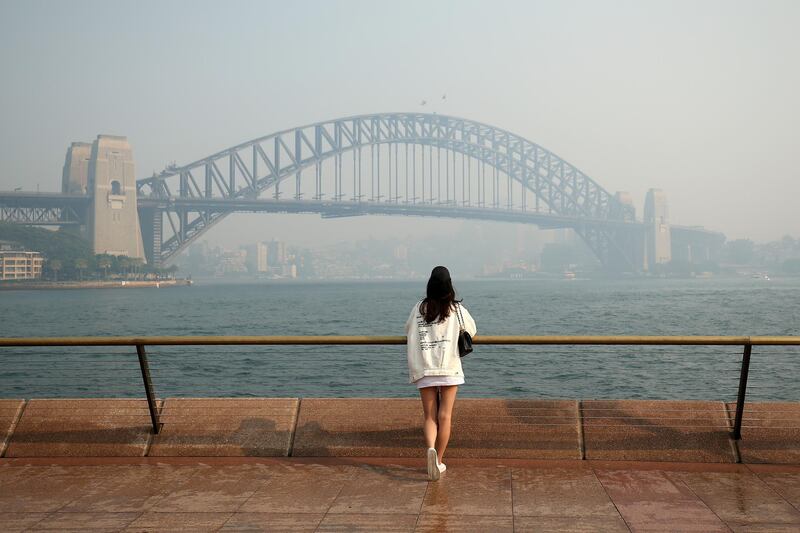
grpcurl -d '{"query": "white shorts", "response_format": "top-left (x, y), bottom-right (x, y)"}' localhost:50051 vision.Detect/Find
top-left (414, 375), bottom-right (465, 389)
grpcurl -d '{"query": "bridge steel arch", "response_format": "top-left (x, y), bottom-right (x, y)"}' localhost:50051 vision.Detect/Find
top-left (137, 113), bottom-right (639, 268)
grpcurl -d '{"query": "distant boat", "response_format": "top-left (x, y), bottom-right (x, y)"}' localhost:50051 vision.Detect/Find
top-left (563, 271), bottom-right (576, 280)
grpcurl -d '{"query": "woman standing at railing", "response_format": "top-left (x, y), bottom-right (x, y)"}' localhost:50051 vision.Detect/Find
top-left (405, 266), bottom-right (477, 481)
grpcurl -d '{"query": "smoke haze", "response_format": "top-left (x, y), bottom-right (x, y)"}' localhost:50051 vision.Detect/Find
top-left (1, 0), bottom-right (798, 246)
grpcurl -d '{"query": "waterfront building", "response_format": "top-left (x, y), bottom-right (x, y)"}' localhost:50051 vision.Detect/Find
top-left (0, 249), bottom-right (44, 280)
top-left (217, 249), bottom-right (248, 275)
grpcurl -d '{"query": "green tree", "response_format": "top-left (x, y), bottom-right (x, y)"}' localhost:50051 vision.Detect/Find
top-left (49, 259), bottom-right (62, 282)
top-left (128, 257), bottom-right (145, 279)
top-left (97, 255), bottom-right (112, 279)
top-left (118, 257), bottom-right (130, 278)
top-left (74, 258), bottom-right (88, 281)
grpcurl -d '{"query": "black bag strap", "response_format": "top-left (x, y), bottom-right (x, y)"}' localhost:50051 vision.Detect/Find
top-left (455, 303), bottom-right (465, 332)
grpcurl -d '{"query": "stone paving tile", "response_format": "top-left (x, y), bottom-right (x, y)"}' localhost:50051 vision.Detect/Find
top-left (151, 465), bottom-right (269, 513)
top-left (6, 460), bottom-right (800, 531)
top-left (513, 515), bottom-right (630, 532)
top-left (5, 399), bottom-right (161, 457)
top-left (293, 399), bottom-right (581, 459)
top-left (729, 524), bottom-right (800, 532)
top-left (316, 513), bottom-right (418, 532)
top-left (220, 512), bottom-right (325, 532)
top-left (150, 398), bottom-right (299, 457)
top-left (59, 465), bottom-right (200, 513)
top-left (239, 464), bottom-right (358, 513)
top-left (596, 469), bottom-right (730, 532)
top-left (0, 465), bottom-right (110, 512)
top-left (0, 464), bottom-right (42, 487)
top-left (29, 511), bottom-right (140, 531)
top-left (292, 398), bottom-right (423, 457)
top-left (124, 511), bottom-right (233, 531)
top-left (421, 466), bottom-right (512, 516)
top-left (0, 399), bottom-right (24, 457)
top-left (672, 471), bottom-right (800, 526)
top-left (328, 464), bottom-right (427, 514)
top-left (727, 402), bottom-right (800, 464)
top-left (512, 467), bottom-right (619, 517)
top-left (755, 472), bottom-right (800, 511)
top-left (583, 400), bottom-right (735, 463)
top-left (415, 513), bottom-right (513, 532)
top-left (446, 399), bottom-right (581, 459)
top-left (0, 512), bottom-right (50, 532)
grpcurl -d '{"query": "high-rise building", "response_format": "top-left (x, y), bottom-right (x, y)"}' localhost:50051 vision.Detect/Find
top-left (644, 188), bottom-right (671, 270)
top-left (244, 242), bottom-right (269, 273)
top-left (267, 240), bottom-right (286, 266)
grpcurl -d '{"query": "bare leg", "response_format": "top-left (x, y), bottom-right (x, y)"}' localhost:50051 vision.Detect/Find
top-left (419, 386), bottom-right (439, 449)
top-left (434, 385), bottom-right (458, 463)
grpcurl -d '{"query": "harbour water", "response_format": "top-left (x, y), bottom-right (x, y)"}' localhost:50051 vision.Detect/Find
top-left (1, 277), bottom-right (798, 400)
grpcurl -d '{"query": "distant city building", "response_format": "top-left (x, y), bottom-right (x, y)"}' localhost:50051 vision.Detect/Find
top-left (244, 242), bottom-right (269, 273)
top-left (218, 249), bottom-right (248, 275)
top-left (393, 245), bottom-right (408, 261)
top-left (0, 248), bottom-right (44, 280)
top-left (267, 240), bottom-right (286, 266)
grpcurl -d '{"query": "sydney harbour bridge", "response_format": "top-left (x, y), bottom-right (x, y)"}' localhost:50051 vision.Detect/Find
top-left (0, 113), bottom-right (723, 272)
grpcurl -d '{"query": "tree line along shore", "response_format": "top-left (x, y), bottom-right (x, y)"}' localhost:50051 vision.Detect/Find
top-left (0, 222), bottom-right (180, 282)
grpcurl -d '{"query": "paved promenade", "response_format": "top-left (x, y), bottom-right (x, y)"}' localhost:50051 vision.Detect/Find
top-left (2, 457), bottom-right (800, 532)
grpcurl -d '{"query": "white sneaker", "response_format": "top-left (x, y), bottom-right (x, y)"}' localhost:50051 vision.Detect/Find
top-left (427, 447), bottom-right (440, 481)
top-left (437, 462), bottom-right (446, 474)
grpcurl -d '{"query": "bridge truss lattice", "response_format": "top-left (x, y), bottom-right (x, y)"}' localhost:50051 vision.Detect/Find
top-left (137, 113), bottom-right (638, 268)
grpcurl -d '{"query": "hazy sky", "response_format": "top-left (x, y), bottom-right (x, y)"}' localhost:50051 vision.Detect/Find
top-left (1, 0), bottom-right (798, 245)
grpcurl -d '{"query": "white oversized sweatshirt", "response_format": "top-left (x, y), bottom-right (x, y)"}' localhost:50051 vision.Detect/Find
top-left (405, 301), bottom-right (478, 383)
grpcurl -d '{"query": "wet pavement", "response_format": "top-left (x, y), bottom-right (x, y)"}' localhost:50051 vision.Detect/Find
top-left (1, 458), bottom-right (799, 532)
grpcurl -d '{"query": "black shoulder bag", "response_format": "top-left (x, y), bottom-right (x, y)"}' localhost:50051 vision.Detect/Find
top-left (455, 303), bottom-right (473, 357)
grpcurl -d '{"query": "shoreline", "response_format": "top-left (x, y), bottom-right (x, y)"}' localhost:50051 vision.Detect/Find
top-left (0, 279), bottom-right (192, 290)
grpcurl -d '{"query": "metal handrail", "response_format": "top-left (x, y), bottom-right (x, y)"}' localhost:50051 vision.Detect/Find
top-left (2, 335), bottom-right (798, 441)
top-left (2, 335), bottom-right (799, 346)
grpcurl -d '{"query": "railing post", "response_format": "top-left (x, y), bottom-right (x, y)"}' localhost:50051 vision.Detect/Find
top-left (732, 343), bottom-right (752, 440)
top-left (136, 344), bottom-right (162, 434)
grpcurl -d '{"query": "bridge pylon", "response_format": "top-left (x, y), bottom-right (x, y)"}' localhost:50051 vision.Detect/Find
top-left (644, 188), bottom-right (671, 271)
top-left (86, 135), bottom-right (146, 261)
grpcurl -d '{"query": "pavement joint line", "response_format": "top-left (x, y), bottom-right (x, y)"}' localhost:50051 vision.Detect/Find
top-left (313, 467), bottom-right (352, 533)
top-left (745, 463), bottom-right (800, 516)
top-left (670, 470), bottom-right (731, 531)
top-left (591, 466), bottom-right (633, 533)
top-left (288, 397), bottom-right (301, 457)
top-left (412, 460), bottom-right (430, 531)
top-left (142, 399), bottom-right (164, 457)
top-left (722, 400), bottom-right (741, 464)
top-left (509, 467), bottom-right (516, 532)
top-left (1, 399), bottom-right (26, 457)
top-left (577, 399), bottom-right (585, 460)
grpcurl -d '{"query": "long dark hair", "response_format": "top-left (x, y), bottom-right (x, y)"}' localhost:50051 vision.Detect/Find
top-left (419, 266), bottom-right (461, 323)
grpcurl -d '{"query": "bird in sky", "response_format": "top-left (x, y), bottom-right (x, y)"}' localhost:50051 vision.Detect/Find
top-left (420, 100), bottom-right (427, 106)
